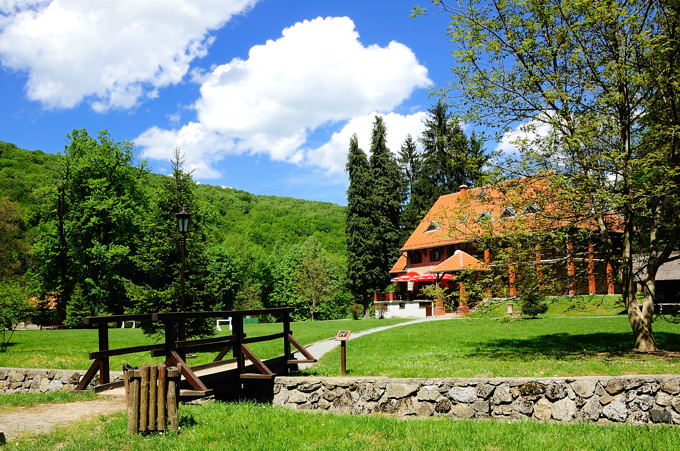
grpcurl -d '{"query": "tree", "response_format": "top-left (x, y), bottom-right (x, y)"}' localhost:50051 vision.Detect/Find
top-left (368, 116), bottom-right (407, 297)
top-left (419, 0), bottom-right (680, 351)
top-left (0, 197), bottom-right (25, 278)
top-left (34, 130), bottom-right (144, 323)
top-left (398, 135), bottom-right (424, 233)
top-left (0, 280), bottom-right (33, 350)
top-left (409, 100), bottom-right (489, 229)
top-left (345, 134), bottom-right (374, 313)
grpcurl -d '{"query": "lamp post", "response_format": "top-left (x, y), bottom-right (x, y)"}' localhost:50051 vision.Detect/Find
top-left (175, 206), bottom-right (190, 341)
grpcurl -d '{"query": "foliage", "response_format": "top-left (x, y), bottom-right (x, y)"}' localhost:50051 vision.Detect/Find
top-left (348, 303), bottom-right (363, 320)
top-left (418, 0), bottom-right (680, 351)
top-left (419, 283), bottom-right (454, 311)
top-left (520, 293), bottom-right (548, 318)
top-left (0, 197), bottom-right (26, 278)
top-left (0, 280), bottom-right (33, 350)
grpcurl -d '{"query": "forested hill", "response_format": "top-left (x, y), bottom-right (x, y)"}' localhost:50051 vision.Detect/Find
top-left (0, 140), bottom-right (347, 292)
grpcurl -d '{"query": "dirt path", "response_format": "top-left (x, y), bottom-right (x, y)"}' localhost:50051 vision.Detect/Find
top-left (0, 399), bottom-right (126, 442)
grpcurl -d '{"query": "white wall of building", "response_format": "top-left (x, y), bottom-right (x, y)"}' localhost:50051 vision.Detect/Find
top-left (375, 301), bottom-right (430, 319)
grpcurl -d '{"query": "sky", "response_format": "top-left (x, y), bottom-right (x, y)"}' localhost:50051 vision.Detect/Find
top-left (0, 0), bottom-right (463, 205)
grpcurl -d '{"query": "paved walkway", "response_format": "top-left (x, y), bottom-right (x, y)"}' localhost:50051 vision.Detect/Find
top-left (296, 315), bottom-right (457, 370)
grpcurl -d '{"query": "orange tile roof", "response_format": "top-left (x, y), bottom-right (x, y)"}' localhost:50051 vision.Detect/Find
top-left (389, 252), bottom-right (407, 274)
top-left (401, 174), bottom-right (621, 251)
top-left (432, 250), bottom-right (490, 272)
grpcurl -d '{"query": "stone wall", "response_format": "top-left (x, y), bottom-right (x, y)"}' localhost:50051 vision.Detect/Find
top-left (0, 367), bottom-right (122, 393)
top-left (273, 375), bottom-right (680, 425)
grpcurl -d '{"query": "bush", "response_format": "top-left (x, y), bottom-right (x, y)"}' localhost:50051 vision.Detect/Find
top-left (348, 303), bottom-right (363, 320)
top-left (520, 292), bottom-right (548, 317)
top-left (1, 281), bottom-right (33, 350)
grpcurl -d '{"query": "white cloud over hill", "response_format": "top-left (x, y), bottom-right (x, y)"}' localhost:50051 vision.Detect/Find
top-left (0, 0), bottom-right (256, 110)
top-left (136, 16), bottom-right (431, 177)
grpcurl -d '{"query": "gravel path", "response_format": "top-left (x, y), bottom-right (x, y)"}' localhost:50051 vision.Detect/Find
top-left (296, 315), bottom-right (456, 369)
top-left (0, 399), bottom-right (126, 442)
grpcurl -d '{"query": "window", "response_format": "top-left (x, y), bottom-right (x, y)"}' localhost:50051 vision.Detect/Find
top-left (522, 203), bottom-right (541, 215)
top-left (411, 251), bottom-right (422, 264)
top-left (476, 211), bottom-right (492, 223)
top-left (460, 214), bottom-right (470, 224)
top-left (500, 206), bottom-right (516, 219)
top-left (425, 221), bottom-right (440, 232)
top-left (399, 303), bottom-right (406, 309)
top-left (431, 248), bottom-right (441, 261)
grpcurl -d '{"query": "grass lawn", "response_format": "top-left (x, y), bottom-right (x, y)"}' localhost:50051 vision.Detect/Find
top-left (0, 390), bottom-right (95, 413)
top-left (310, 317), bottom-right (680, 378)
top-left (0, 318), bottom-right (407, 370)
top-left (4, 401), bottom-right (679, 450)
top-left (473, 294), bottom-right (625, 317)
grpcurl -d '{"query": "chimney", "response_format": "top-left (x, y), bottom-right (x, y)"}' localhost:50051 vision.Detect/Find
top-left (459, 185), bottom-right (468, 200)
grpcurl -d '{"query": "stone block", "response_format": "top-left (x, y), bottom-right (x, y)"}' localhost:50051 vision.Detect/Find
top-left (472, 399), bottom-right (490, 416)
top-left (603, 400), bottom-right (628, 422)
top-left (492, 404), bottom-right (512, 416)
top-left (9, 370), bottom-right (25, 383)
top-left (629, 411), bottom-right (649, 423)
top-left (628, 394), bottom-right (654, 412)
top-left (491, 384), bottom-right (512, 405)
top-left (434, 398), bottom-right (452, 414)
top-left (551, 398), bottom-right (576, 421)
top-left (451, 403), bottom-right (475, 419)
top-left (476, 384), bottom-right (495, 400)
top-left (448, 386), bottom-right (477, 404)
top-left (417, 386), bottom-right (439, 402)
top-left (332, 391), bottom-right (353, 412)
top-left (385, 383), bottom-right (419, 399)
top-left (660, 378), bottom-right (680, 395)
top-left (570, 380), bottom-right (595, 398)
top-left (511, 398), bottom-right (534, 416)
top-left (655, 391), bottom-right (672, 407)
top-left (624, 378), bottom-right (643, 390)
top-left (518, 381), bottom-right (546, 400)
top-left (287, 391), bottom-right (309, 404)
top-left (649, 409), bottom-right (672, 424)
top-left (298, 382), bottom-right (321, 393)
top-left (580, 396), bottom-right (602, 421)
top-left (415, 401), bottom-right (435, 416)
top-left (545, 383), bottom-right (567, 401)
top-left (605, 379), bottom-right (625, 395)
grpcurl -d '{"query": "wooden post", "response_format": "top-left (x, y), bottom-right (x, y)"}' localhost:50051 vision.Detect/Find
top-left (148, 365), bottom-right (158, 431)
top-left (283, 311), bottom-right (291, 375)
top-left (139, 365), bottom-right (150, 432)
top-left (98, 322), bottom-right (110, 384)
top-left (157, 364), bottom-right (167, 431)
top-left (167, 367), bottom-right (180, 432)
top-left (233, 314), bottom-right (244, 373)
top-left (587, 242), bottom-right (596, 295)
top-left (340, 341), bottom-right (347, 376)
top-left (567, 241), bottom-right (576, 296)
top-left (127, 372), bottom-right (140, 434)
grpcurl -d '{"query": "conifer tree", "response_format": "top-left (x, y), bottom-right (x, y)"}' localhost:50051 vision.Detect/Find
top-left (345, 134), bottom-right (373, 313)
top-left (398, 134), bottom-right (423, 234)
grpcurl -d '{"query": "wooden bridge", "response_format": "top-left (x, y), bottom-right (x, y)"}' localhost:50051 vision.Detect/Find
top-left (75, 307), bottom-right (316, 399)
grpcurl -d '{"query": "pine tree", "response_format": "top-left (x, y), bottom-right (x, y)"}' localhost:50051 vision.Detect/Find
top-left (345, 134), bottom-right (374, 313)
top-left (398, 135), bottom-right (423, 234)
top-left (367, 116), bottom-right (406, 297)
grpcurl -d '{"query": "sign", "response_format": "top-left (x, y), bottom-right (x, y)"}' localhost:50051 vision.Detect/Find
top-left (335, 330), bottom-right (351, 341)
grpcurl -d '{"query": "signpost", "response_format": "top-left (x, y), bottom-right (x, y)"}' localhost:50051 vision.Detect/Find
top-left (335, 330), bottom-right (351, 375)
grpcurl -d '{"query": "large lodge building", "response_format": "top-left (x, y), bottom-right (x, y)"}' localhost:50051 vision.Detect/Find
top-left (375, 175), bottom-right (620, 318)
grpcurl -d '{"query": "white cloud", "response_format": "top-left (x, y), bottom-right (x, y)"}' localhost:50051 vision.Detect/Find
top-left (0, 0), bottom-right (256, 110)
top-left (305, 111), bottom-right (427, 173)
top-left (495, 119), bottom-right (553, 155)
top-left (136, 16), bottom-right (431, 178)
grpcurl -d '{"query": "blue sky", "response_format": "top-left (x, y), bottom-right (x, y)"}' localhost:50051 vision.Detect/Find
top-left (0, 0), bottom-right (459, 205)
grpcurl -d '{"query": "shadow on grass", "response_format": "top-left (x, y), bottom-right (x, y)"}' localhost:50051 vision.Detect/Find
top-left (466, 331), bottom-right (680, 360)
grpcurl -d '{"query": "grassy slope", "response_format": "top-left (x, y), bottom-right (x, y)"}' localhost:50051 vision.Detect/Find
top-left (472, 295), bottom-right (625, 317)
top-left (311, 317), bottom-right (680, 378)
top-left (0, 318), bottom-right (406, 370)
top-left (0, 391), bottom-right (95, 413)
top-left (6, 402), bottom-right (679, 450)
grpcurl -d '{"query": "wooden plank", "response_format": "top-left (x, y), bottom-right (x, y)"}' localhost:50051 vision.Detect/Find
top-left (287, 334), bottom-right (316, 361)
top-left (169, 351), bottom-right (209, 392)
top-left (213, 346), bottom-right (231, 362)
top-left (167, 371), bottom-right (179, 432)
top-left (242, 332), bottom-right (286, 344)
top-left (128, 376), bottom-right (140, 434)
top-left (139, 365), bottom-right (149, 432)
top-left (157, 364), bottom-right (166, 432)
top-left (283, 312), bottom-right (291, 375)
top-left (239, 373), bottom-right (275, 380)
top-left (240, 344), bottom-right (273, 376)
top-left (75, 359), bottom-right (101, 391)
top-left (89, 343), bottom-right (166, 359)
top-left (287, 359), bottom-right (316, 364)
top-left (98, 323), bottom-right (110, 384)
top-left (189, 358), bottom-right (237, 372)
top-left (174, 335), bottom-right (238, 347)
top-left (148, 365), bottom-right (157, 431)
top-left (180, 389), bottom-right (215, 397)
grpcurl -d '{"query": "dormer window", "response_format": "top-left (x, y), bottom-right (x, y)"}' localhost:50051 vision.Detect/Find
top-left (476, 211), bottom-right (492, 223)
top-left (460, 214), bottom-right (470, 224)
top-left (425, 221), bottom-right (440, 232)
top-left (500, 207), bottom-right (516, 219)
top-left (431, 248), bottom-right (441, 261)
top-left (522, 203), bottom-right (541, 215)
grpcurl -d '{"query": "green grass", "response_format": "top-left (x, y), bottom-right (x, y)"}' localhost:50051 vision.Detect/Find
top-left (0, 390), bottom-right (95, 413)
top-left (6, 402), bottom-right (680, 450)
top-left (472, 294), bottom-right (625, 317)
top-left (0, 318), bottom-right (407, 370)
top-left (310, 317), bottom-right (680, 378)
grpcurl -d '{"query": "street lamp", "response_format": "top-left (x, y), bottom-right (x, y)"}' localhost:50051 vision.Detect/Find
top-left (175, 206), bottom-right (190, 340)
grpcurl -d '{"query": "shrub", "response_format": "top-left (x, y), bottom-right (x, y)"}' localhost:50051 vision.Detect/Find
top-left (1, 281), bottom-right (33, 350)
top-left (520, 292), bottom-right (548, 317)
top-left (375, 303), bottom-right (387, 319)
top-left (348, 303), bottom-right (363, 320)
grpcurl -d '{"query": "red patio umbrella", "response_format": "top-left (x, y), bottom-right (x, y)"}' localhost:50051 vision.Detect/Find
top-left (413, 272), bottom-right (453, 282)
top-left (390, 272), bottom-right (421, 282)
